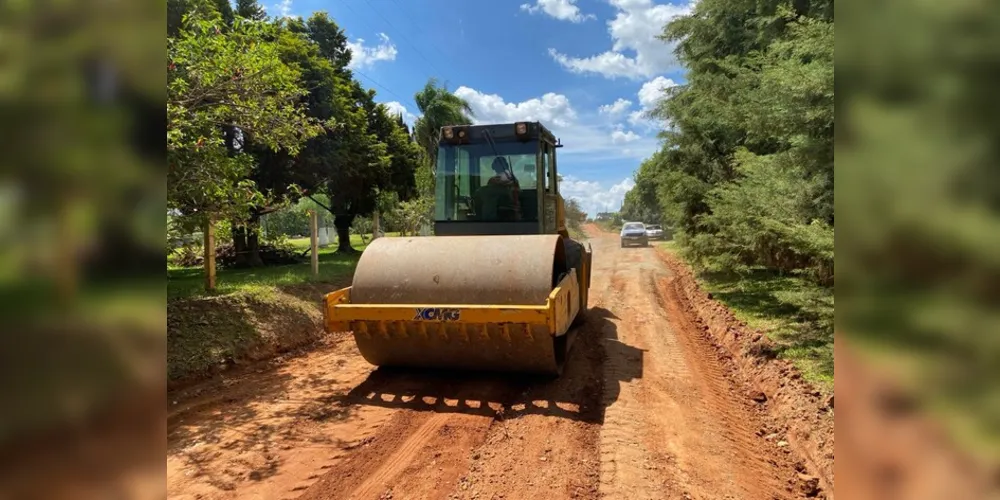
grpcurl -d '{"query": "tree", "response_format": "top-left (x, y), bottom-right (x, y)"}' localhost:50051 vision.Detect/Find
top-left (231, 14), bottom-right (358, 265)
top-left (167, 12), bottom-right (321, 244)
top-left (564, 198), bottom-right (587, 234)
top-left (412, 78), bottom-right (474, 167)
top-left (168, 0), bottom-right (234, 36)
top-left (620, 152), bottom-right (666, 225)
top-left (618, 0), bottom-right (833, 285)
top-left (280, 13), bottom-right (424, 253)
top-left (235, 0), bottom-right (267, 21)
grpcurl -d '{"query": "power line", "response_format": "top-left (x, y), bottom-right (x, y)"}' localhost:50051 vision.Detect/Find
top-left (338, 1), bottom-right (383, 42)
top-left (336, 1), bottom-right (421, 104)
top-left (352, 68), bottom-right (408, 103)
top-left (385, 0), bottom-right (454, 63)
top-left (360, 0), bottom-right (449, 79)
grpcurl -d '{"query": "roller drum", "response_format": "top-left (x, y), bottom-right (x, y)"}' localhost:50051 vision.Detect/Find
top-left (343, 234), bottom-right (575, 374)
top-left (351, 235), bottom-right (567, 306)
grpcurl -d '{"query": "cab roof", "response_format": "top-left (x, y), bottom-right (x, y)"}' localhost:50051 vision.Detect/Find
top-left (437, 122), bottom-right (559, 145)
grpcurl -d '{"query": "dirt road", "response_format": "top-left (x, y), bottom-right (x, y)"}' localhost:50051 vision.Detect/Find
top-left (167, 226), bottom-right (820, 500)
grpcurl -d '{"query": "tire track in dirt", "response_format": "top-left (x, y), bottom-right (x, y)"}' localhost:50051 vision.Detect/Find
top-left (297, 409), bottom-right (494, 500)
top-left (596, 263), bottom-right (679, 500)
top-left (652, 271), bottom-right (800, 498)
top-left (588, 229), bottom-right (801, 500)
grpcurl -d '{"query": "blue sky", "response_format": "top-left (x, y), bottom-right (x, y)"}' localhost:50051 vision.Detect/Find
top-left (264, 0), bottom-right (693, 216)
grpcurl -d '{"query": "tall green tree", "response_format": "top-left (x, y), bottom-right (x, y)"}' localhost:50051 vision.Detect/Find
top-left (229, 16), bottom-right (348, 266)
top-left (623, 0), bottom-right (833, 285)
top-left (235, 0), bottom-right (267, 21)
top-left (167, 13), bottom-right (321, 227)
top-left (412, 78), bottom-right (474, 167)
top-left (279, 12), bottom-right (423, 253)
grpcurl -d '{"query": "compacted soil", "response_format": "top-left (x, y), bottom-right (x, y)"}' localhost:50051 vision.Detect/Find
top-left (167, 225), bottom-right (833, 500)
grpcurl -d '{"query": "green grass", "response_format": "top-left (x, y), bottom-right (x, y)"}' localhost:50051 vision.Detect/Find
top-left (660, 241), bottom-right (834, 391)
top-left (284, 231), bottom-right (401, 251)
top-left (167, 287), bottom-right (322, 381)
top-left (168, 233), bottom-right (378, 300)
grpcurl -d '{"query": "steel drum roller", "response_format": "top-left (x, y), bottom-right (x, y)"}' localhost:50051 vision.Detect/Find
top-left (351, 234), bottom-right (567, 306)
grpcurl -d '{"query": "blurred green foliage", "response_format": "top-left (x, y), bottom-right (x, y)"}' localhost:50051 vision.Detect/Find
top-left (0, 0), bottom-right (167, 496)
top-left (0, 0), bottom-right (165, 317)
top-left (837, 0), bottom-right (1000, 460)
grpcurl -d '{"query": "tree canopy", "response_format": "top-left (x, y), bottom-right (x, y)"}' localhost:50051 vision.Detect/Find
top-left (167, 12), bottom-right (321, 223)
top-left (167, 1), bottom-right (428, 259)
top-left (621, 0), bottom-right (834, 286)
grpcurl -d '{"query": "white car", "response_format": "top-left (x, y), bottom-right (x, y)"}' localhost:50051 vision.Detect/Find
top-left (645, 224), bottom-right (664, 240)
top-left (620, 222), bottom-right (648, 247)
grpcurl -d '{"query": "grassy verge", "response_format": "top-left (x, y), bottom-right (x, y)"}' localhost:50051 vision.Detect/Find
top-left (168, 233), bottom-right (377, 300)
top-left (167, 284), bottom-right (327, 382)
top-left (660, 241), bottom-right (834, 390)
top-left (167, 233), bottom-right (410, 382)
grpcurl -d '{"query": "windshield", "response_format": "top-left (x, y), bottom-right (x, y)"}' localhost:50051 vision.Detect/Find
top-left (623, 223), bottom-right (644, 231)
top-left (434, 141), bottom-right (540, 222)
top-left (647, 225), bottom-right (661, 230)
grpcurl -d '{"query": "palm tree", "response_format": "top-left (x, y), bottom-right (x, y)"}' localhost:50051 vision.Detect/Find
top-left (412, 78), bottom-right (474, 167)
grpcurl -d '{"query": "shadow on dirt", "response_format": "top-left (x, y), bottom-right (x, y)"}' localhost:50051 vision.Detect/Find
top-left (337, 307), bottom-right (643, 425)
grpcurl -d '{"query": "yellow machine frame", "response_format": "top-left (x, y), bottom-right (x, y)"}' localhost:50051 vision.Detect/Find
top-left (324, 269), bottom-right (582, 338)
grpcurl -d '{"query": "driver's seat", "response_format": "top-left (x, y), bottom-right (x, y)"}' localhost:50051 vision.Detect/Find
top-left (473, 183), bottom-right (517, 221)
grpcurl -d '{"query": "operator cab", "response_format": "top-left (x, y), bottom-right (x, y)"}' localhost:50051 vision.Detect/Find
top-left (434, 121), bottom-right (563, 236)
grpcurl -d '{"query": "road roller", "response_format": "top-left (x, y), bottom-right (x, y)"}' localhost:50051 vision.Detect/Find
top-left (322, 121), bottom-right (592, 375)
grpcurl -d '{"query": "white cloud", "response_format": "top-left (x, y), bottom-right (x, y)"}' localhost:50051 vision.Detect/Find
top-left (637, 75), bottom-right (676, 108)
top-left (560, 176), bottom-right (636, 216)
top-left (548, 0), bottom-right (693, 80)
top-left (454, 86), bottom-right (577, 127)
top-left (266, 0), bottom-right (293, 18)
top-left (520, 0), bottom-right (596, 23)
top-left (629, 75), bottom-right (677, 128)
top-left (347, 33), bottom-right (398, 69)
top-left (381, 101), bottom-right (417, 125)
top-left (452, 85), bottom-right (658, 167)
top-left (598, 98), bottom-right (632, 117)
top-left (611, 128), bottom-right (640, 144)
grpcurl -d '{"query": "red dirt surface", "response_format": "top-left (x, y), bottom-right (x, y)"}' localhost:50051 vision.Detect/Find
top-left (166, 225), bottom-right (831, 499)
top-left (654, 248), bottom-right (835, 498)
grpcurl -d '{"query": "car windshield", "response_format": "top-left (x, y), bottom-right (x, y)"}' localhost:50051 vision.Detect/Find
top-left (647, 225), bottom-right (661, 230)
top-left (623, 223), bottom-right (644, 231)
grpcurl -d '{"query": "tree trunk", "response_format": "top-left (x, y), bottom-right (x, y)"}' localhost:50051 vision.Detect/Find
top-left (245, 209), bottom-right (264, 267)
top-left (232, 223), bottom-right (249, 267)
top-left (372, 210), bottom-right (380, 240)
top-left (245, 226), bottom-right (264, 267)
top-left (334, 213), bottom-right (356, 253)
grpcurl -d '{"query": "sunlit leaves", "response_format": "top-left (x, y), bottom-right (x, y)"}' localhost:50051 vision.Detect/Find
top-left (167, 13), bottom-right (322, 220)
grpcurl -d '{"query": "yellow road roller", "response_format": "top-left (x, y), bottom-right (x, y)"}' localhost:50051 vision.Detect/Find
top-left (322, 121), bottom-right (592, 375)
